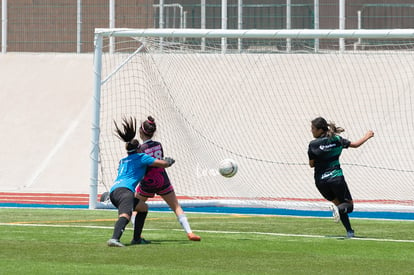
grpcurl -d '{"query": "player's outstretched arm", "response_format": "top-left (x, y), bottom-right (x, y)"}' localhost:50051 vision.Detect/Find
top-left (151, 157), bottom-right (175, 168)
top-left (350, 130), bottom-right (374, 148)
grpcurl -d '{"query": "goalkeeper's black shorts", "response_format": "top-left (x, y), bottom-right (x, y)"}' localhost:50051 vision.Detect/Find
top-left (110, 187), bottom-right (135, 216)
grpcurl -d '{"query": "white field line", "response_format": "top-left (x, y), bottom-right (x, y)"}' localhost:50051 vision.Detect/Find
top-left (1, 222), bottom-right (413, 243)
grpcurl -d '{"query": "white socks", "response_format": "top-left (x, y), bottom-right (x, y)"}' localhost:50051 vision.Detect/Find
top-left (132, 213), bottom-right (192, 233)
top-left (177, 214), bottom-right (192, 233)
top-left (131, 213), bottom-right (136, 227)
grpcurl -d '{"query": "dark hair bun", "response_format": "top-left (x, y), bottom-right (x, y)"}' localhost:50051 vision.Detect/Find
top-left (147, 116), bottom-right (155, 123)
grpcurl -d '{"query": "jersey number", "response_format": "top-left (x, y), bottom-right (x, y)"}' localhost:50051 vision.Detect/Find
top-left (147, 149), bottom-right (162, 160)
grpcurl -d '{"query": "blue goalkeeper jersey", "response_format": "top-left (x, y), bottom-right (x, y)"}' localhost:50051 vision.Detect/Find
top-left (110, 153), bottom-right (156, 193)
top-left (308, 135), bottom-right (351, 182)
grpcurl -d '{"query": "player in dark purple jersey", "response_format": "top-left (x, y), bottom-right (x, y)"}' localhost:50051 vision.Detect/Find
top-left (308, 117), bottom-right (374, 238)
top-left (132, 116), bottom-right (201, 242)
top-left (107, 117), bottom-right (175, 247)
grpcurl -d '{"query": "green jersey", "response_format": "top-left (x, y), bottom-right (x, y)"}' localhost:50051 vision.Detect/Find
top-left (308, 135), bottom-right (351, 182)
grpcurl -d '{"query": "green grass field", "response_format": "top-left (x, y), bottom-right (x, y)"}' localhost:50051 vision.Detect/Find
top-left (0, 208), bottom-right (413, 274)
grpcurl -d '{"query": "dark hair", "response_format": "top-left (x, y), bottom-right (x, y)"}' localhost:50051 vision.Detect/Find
top-left (140, 115), bottom-right (157, 138)
top-left (311, 116), bottom-right (344, 138)
top-left (114, 116), bottom-right (140, 153)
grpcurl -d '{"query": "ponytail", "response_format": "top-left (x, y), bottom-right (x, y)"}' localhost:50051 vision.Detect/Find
top-left (312, 117), bottom-right (345, 138)
top-left (114, 116), bottom-right (140, 153)
top-left (327, 122), bottom-right (344, 138)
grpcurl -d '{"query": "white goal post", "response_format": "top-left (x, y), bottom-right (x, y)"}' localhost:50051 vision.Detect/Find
top-left (90, 28), bottom-right (414, 215)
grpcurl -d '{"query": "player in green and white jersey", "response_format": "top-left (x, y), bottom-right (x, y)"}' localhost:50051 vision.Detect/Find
top-left (308, 117), bottom-right (374, 238)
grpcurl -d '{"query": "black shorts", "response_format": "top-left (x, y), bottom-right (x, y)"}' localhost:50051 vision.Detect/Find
top-left (315, 176), bottom-right (353, 203)
top-left (109, 187), bottom-right (135, 216)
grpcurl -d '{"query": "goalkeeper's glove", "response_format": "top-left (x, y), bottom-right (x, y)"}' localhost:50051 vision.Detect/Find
top-left (164, 157), bottom-right (175, 167)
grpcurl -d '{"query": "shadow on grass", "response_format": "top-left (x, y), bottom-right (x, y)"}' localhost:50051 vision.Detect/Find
top-left (125, 239), bottom-right (194, 246)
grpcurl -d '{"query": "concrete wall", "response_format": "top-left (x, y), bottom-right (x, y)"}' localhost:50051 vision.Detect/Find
top-left (0, 53), bottom-right (93, 193)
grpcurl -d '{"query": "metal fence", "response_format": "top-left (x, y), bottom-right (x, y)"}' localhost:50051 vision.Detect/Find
top-left (1, 0), bottom-right (414, 53)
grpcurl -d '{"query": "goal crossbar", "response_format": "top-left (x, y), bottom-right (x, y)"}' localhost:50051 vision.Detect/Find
top-left (94, 28), bottom-right (414, 39)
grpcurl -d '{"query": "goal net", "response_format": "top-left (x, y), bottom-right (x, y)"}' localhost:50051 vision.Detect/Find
top-left (90, 28), bottom-right (414, 215)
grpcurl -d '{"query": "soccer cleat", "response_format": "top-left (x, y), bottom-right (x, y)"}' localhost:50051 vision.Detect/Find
top-left (187, 233), bottom-right (201, 241)
top-left (130, 238), bottom-right (151, 245)
top-left (107, 239), bottom-right (125, 247)
top-left (346, 230), bottom-right (355, 238)
top-left (329, 204), bottom-right (340, 223)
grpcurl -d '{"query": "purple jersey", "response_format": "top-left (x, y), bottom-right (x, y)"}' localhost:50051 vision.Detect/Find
top-left (138, 140), bottom-right (172, 196)
top-left (139, 140), bottom-right (164, 160)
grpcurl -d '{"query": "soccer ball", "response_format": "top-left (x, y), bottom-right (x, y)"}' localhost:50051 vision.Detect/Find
top-left (218, 159), bottom-right (238, 178)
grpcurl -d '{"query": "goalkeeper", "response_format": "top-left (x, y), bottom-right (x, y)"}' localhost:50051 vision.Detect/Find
top-left (107, 117), bottom-right (175, 247)
top-left (308, 117), bottom-right (374, 238)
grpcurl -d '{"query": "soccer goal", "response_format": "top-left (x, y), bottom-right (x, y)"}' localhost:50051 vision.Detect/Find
top-left (90, 28), bottom-right (414, 215)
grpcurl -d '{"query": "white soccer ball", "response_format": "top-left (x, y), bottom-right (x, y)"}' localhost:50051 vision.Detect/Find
top-left (218, 159), bottom-right (238, 178)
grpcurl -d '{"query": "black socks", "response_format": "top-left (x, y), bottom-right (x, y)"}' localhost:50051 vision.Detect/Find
top-left (338, 202), bottom-right (354, 232)
top-left (112, 216), bottom-right (129, 240)
top-left (339, 213), bottom-right (353, 232)
top-left (338, 202), bottom-right (354, 214)
top-left (133, 211), bottom-right (148, 241)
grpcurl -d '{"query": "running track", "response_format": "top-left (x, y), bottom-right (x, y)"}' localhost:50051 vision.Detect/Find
top-left (1, 192), bottom-right (413, 220)
top-left (0, 193), bottom-right (91, 208)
